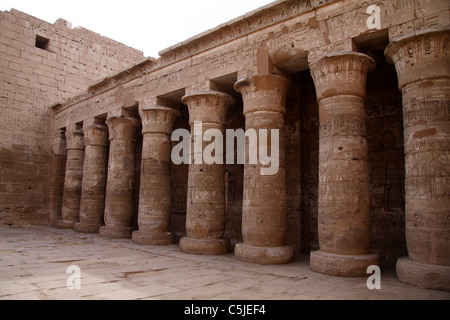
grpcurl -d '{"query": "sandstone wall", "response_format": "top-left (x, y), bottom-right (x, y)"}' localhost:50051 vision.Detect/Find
top-left (0, 9), bottom-right (144, 225)
top-left (3, 0), bottom-right (447, 270)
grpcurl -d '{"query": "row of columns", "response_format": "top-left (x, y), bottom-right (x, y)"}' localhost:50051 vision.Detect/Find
top-left (56, 30), bottom-right (448, 290)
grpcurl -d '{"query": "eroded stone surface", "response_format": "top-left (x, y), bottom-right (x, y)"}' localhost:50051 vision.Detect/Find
top-left (386, 30), bottom-right (450, 290)
top-left (57, 123), bottom-right (84, 229)
top-left (180, 91), bottom-right (233, 255)
top-left (132, 105), bottom-right (179, 245)
top-left (2, 226), bottom-right (450, 300)
top-left (309, 53), bottom-right (380, 276)
top-left (74, 118), bottom-right (109, 234)
top-left (234, 74), bottom-right (294, 264)
top-left (1, 0), bottom-right (449, 292)
top-left (99, 112), bottom-right (140, 239)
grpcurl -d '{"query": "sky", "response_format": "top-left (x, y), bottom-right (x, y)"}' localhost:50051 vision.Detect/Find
top-left (0, 0), bottom-right (275, 57)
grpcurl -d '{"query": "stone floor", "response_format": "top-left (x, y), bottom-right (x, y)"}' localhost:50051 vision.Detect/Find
top-left (0, 226), bottom-right (449, 300)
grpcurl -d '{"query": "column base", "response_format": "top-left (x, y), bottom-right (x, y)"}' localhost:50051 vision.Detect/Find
top-left (396, 257), bottom-right (450, 291)
top-left (310, 250), bottom-right (380, 277)
top-left (235, 243), bottom-right (294, 265)
top-left (56, 219), bottom-right (76, 229)
top-left (180, 237), bottom-right (230, 255)
top-left (132, 230), bottom-right (175, 246)
top-left (99, 226), bottom-right (134, 239)
top-left (74, 222), bottom-right (102, 234)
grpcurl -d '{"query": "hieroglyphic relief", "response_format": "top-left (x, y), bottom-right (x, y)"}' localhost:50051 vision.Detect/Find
top-left (57, 124), bottom-right (84, 229)
top-left (366, 55), bottom-right (406, 264)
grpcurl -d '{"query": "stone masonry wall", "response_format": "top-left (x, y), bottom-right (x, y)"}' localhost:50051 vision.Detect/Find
top-left (0, 9), bottom-right (145, 225)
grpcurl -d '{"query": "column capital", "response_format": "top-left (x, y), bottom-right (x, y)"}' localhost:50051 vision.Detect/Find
top-left (139, 105), bottom-right (180, 135)
top-left (83, 118), bottom-right (108, 147)
top-left (65, 123), bottom-right (84, 150)
top-left (182, 90), bottom-right (234, 126)
top-left (309, 52), bottom-right (375, 102)
top-left (52, 128), bottom-right (67, 155)
top-left (106, 110), bottom-right (140, 142)
top-left (385, 30), bottom-right (449, 90)
top-left (234, 74), bottom-right (291, 116)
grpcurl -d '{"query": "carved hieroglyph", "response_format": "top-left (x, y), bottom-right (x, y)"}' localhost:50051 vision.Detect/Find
top-left (99, 111), bottom-right (140, 239)
top-left (234, 74), bottom-right (294, 264)
top-left (74, 118), bottom-right (108, 234)
top-left (309, 53), bottom-right (380, 276)
top-left (386, 30), bottom-right (450, 291)
top-left (180, 91), bottom-right (233, 255)
top-left (57, 123), bottom-right (84, 229)
top-left (132, 105), bottom-right (179, 245)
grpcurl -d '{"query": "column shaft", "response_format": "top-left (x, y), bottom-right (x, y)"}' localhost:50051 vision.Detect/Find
top-left (74, 118), bottom-right (109, 233)
top-left (99, 113), bottom-right (139, 239)
top-left (309, 53), bottom-right (379, 276)
top-left (234, 74), bottom-right (294, 264)
top-left (57, 123), bottom-right (84, 229)
top-left (49, 129), bottom-right (66, 226)
top-left (386, 30), bottom-right (450, 291)
top-left (180, 91), bottom-right (233, 255)
top-left (132, 105), bottom-right (179, 245)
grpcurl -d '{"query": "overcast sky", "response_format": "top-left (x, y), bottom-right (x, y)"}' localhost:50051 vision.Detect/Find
top-left (1, 0), bottom-right (275, 57)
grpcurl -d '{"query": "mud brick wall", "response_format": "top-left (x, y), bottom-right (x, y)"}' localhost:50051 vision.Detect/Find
top-left (0, 9), bottom-right (144, 225)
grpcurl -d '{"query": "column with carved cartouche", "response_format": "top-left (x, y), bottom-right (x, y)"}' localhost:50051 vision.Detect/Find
top-left (132, 101), bottom-right (180, 245)
top-left (57, 123), bottom-right (84, 229)
top-left (74, 118), bottom-right (109, 234)
top-left (99, 109), bottom-right (140, 239)
top-left (180, 90), bottom-right (234, 255)
top-left (308, 52), bottom-right (380, 276)
top-left (234, 74), bottom-right (294, 264)
top-left (385, 30), bottom-right (450, 291)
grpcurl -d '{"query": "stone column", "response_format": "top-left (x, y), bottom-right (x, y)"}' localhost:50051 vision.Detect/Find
top-left (308, 52), bottom-right (379, 276)
top-left (49, 129), bottom-right (67, 227)
top-left (385, 30), bottom-right (450, 291)
top-left (180, 91), bottom-right (233, 255)
top-left (74, 118), bottom-right (109, 234)
top-left (132, 104), bottom-right (179, 245)
top-left (234, 74), bottom-right (294, 264)
top-left (57, 123), bottom-right (84, 229)
top-left (99, 110), bottom-right (140, 239)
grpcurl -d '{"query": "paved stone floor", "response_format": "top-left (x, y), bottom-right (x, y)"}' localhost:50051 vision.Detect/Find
top-left (0, 226), bottom-right (449, 300)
